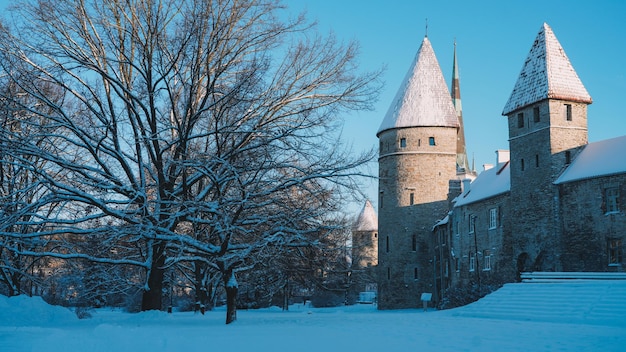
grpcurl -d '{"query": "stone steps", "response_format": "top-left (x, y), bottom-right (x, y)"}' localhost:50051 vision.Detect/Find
top-left (449, 280), bottom-right (626, 326)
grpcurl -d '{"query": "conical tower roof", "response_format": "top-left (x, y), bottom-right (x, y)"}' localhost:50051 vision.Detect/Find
top-left (502, 23), bottom-right (592, 115)
top-left (377, 36), bottom-right (459, 136)
top-left (353, 200), bottom-right (377, 232)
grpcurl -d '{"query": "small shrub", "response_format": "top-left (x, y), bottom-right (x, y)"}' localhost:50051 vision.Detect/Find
top-left (310, 290), bottom-right (344, 308)
top-left (438, 282), bottom-right (502, 310)
top-left (74, 306), bottom-right (93, 319)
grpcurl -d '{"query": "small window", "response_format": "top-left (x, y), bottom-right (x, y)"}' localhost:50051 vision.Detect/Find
top-left (533, 107), bottom-right (540, 122)
top-left (565, 150), bottom-right (571, 164)
top-left (489, 208), bottom-right (497, 229)
top-left (517, 113), bottom-right (524, 128)
top-left (535, 154), bottom-right (539, 167)
top-left (606, 187), bottom-right (619, 213)
top-left (387, 267), bottom-right (391, 280)
top-left (521, 158), bottom-right (525, 171)
top-left (469, 253), bottom-right (475, 272)
top-left (469, 215), bottom-right (476, 234)
top-left (455, 257), bottom-right (460, 272)
top-left (483, 250), bottom-right (492, 271)
top-left (409, 192), bottom-right (414, 205)
top-left (429, 137), bottom-right (435, 146)
top-left (413, 267), bottom-right (418, 280)
top-left (379, 191), bottom-right (384, 209)
top-left (386, 236), bottom-right (390, 253)
top-left (418, 139), bottom-right (421, 147)
top-left (400, 138), bottom-right (407, 148)
top-left (412, 234), bottom-right (417, 252)
top-left (565, 104), bottom-right (572, 121)
top-left (608, 239), bottom-right (623, 266)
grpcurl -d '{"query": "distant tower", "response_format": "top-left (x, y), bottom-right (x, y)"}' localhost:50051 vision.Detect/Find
top-left (352, 200), bottom-right (378, 269)
top-left (377, 36), bottom-right (459, 309)
top-left (502, 23), bottom-right (592, 273)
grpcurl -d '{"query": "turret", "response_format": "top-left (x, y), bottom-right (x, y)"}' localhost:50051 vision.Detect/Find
top-left (377, 36), bottom-right (458, 309)
top-left (502, 23), bottom-right (592, 273)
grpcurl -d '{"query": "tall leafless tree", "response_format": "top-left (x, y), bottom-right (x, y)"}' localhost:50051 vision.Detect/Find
top-left (0, 0), bottom-right (381, 323)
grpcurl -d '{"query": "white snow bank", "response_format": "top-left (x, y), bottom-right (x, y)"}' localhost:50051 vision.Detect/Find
top-left (0, 295), bottom-right (76, 326)
top-left (1, 281), bottom-right (626, 352)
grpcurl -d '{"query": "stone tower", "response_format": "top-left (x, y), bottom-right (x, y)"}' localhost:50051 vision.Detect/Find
top-left (351, 200), bottom-right (378, 297)
top-left (352, 200), bottom-right (378, 269)
top-left (502, 23), bottom-right (592, 273)
top-left (377, 36), bottom-right (459, 309)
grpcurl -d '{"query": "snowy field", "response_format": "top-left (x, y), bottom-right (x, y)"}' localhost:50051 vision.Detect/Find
top-left (1, 280), bottom-right (626, 352)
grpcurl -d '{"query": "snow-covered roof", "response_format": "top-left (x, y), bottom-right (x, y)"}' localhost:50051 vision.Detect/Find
top-left (554, 135), bottom-right (626, 184)
top-left (377, 37), bottom-right (458, 135)
top-left (454, 162), bottom-right (511, 207)
top-left (353, 200), bottom-right (378, 232)
top-left (502, 23), bottom-right (592, 116)
top-left (433, 214), bottom-right (449, 230)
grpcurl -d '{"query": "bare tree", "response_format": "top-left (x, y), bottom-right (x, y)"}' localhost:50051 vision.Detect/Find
top-left (0, 0), bottom-right (380, 323)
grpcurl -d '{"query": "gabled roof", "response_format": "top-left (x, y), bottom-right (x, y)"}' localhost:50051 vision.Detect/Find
top-left (502, 23), bottom-right (592, 116)
top-left (353, 200), bottom-right (378, 232)
top-left (377, 37), bottom-right (458, 136)
top-left (554, 135), bottom-right (626, 184)
top-left (454, 162), bottom-right (511, 207)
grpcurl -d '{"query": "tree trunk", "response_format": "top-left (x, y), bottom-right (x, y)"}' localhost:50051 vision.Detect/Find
top-left (223, 269), bottom-right (238, 324)
top-left (194, 262), bottom-right (208, 314)
top-left (141, 243), bottom-right (166, 311)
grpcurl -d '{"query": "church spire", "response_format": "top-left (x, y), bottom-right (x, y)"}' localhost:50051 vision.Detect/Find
top-left (451, 41), bottom-right (469, 173)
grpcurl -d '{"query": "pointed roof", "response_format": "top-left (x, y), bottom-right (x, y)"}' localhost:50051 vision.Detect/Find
top-left (353, 200), bottom-right (378, 232)
top-left (452, 42), bottom-right (470, 172)
top-left (502, 23), bottom-right (592, 115)
top-left (377, 37), bottom-right (459, 136)
top-left (554, 135), bottom-right (626, 184)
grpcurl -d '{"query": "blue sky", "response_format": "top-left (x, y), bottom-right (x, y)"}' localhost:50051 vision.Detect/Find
top-left (1, 1), bottom-right (625, 214)
top-left (289, 0), bottom-right (626, 213)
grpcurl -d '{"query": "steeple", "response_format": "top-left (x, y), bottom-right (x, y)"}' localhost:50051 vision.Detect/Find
top-left (502, 23), bottom-right (592, 115)
top-left (377, 36), bottom-right (458, 136)
top-left (451, 41), bottom-right (470, 172)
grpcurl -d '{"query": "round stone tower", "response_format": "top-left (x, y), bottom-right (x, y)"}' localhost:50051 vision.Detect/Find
top-left (377, 36), bottom-right (459, 309)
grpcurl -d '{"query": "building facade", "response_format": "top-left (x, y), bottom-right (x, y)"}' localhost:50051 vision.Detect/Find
top-left (376, 23), bottom-right (626, 309)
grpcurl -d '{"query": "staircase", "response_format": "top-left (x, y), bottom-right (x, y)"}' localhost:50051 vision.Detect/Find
top-left (450, 273), bottom-right (626, 326)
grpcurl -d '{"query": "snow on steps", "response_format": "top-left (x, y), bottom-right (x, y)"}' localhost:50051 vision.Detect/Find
top-left (450, 273), bottom-right (626, 327)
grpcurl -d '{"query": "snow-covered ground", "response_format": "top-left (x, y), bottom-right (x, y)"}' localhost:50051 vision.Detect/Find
top-left (1, 280), bottom-right (625, 352)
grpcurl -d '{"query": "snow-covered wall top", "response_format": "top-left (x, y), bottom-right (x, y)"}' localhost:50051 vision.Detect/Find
top-left (377, 37), bottom-right (458, 135)
top-left (555, 135), bottom-right (626, 184)
top-left (353, 200), bottom-right (378, 232)
top-left (502, 23), bottom-right (592, 116)
top-left (454, 162), bottom-right (511, 207)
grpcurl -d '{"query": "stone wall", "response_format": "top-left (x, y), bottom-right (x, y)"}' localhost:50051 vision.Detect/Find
top-left (558, 174), bottom-right (626, 271)
top-left (449, 193), bottom-right (513, 288)
top-left (507, 99), bottom-right (588, 273)
top-left (377, 126), bottom-right (457, 309)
